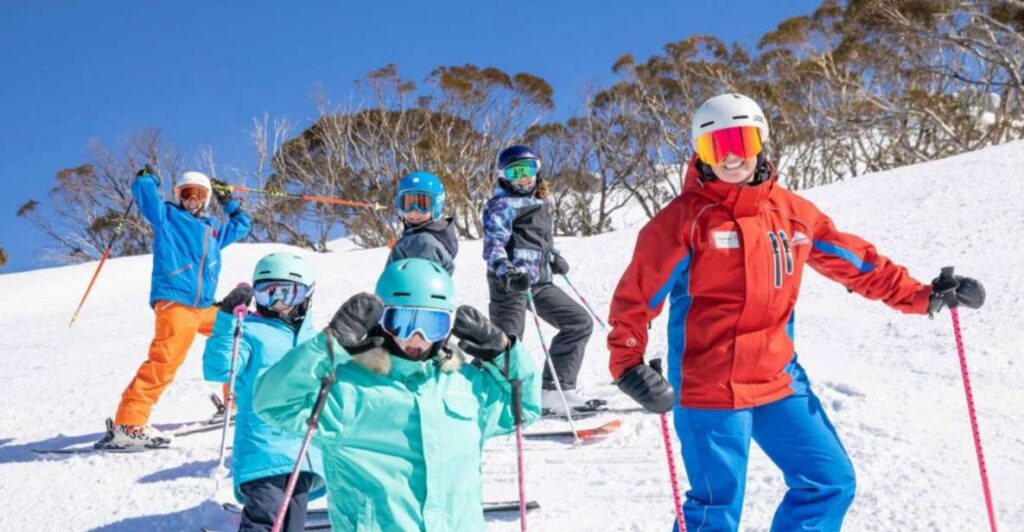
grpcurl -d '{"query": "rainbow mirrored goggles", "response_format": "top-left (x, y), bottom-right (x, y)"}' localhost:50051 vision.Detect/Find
top-left (694, 125), bottom-right (763, 166)
top-left (501, 160), bottom-right (540, 182)
top-left (254, 280), bottom-right (313, 307)
top-left (379, 306), bottom-right (453, 342)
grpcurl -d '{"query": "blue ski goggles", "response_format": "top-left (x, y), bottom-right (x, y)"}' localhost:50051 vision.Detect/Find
top-left (379, 306), bottom-right (454, 342)
top-left (501, 160), bottom-right (539, 182)
top-left (254, 280), bottom-right (314, 307)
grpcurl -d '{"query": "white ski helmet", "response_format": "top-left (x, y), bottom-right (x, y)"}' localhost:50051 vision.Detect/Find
top-left (691, 93), bottom-right (770, 150)
top-left (174, 171), bottom-right (213, 209)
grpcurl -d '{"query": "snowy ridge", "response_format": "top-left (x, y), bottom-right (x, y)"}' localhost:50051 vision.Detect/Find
top-left (1, 141), bottom-right (1022, 530)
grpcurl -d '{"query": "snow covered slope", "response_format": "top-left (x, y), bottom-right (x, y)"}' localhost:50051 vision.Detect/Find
top-left (1, 141), bottom-right (1022, 531)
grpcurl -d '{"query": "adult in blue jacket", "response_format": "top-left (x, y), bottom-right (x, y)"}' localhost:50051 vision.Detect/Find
top-left (204, 253), bottom-right (325, 532)
top-left (100, 168), bottom-right (251, 448)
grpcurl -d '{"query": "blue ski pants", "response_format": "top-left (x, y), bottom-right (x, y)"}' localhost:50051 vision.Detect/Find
top-left (671, 364), bottom-right (856, 531)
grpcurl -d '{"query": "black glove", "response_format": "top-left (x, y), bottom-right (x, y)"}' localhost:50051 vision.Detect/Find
top-left (616, 363), bottom-right (675, 413)
top-left (452, 305), bottom-right (510, 361)
top-left (551, 254), bottom-right (570, 275)
top-left (502, 268), bottom-right (531, 293)
top-left (217, 283), bottom-right (253, 314)
top-left (210, 178), bottom-right (233, 206)
top-left (329, 293), bottom-right (386, 353)
top-left (136, 164), bottom-right (159, 185)
top-left (928, 267), bottom-right (985, 316)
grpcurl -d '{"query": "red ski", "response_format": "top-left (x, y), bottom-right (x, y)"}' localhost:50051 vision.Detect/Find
top-left (523, 419), bottom-right (622, 443)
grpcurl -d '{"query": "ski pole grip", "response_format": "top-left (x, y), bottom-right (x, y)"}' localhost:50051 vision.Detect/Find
top-left (233, 305), bottom-right (249, 319)
top-left (939, 266), bottom-right (960, 308)
top-left (511, 379), bottom-right (523, 426)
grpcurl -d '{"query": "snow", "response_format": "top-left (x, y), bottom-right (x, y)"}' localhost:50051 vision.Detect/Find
top-left (2, 141), bottom-right (1023, 531)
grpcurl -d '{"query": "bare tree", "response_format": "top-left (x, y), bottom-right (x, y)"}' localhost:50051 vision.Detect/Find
top-left (16, 129), bottom-right (182, 264)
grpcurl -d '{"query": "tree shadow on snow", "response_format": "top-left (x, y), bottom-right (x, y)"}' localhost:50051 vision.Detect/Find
top-left (138, 458), bottom-right (231, 484)
top-left (87, 500), bottom-right (225, 532)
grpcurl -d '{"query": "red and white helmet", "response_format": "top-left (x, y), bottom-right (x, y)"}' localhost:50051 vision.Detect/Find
top-left (691, 93), bottom-right (770, 149)
top-left (174, 171), bottom-right (212, 209)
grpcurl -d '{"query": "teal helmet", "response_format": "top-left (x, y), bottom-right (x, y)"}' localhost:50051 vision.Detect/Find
top-left (253, 252), bottom-right (315, 286)
top-left (375, 258), bottom-right (455, 312)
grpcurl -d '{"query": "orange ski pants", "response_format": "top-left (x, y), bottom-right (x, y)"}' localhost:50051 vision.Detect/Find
top-left (114, 301), bottom-right (219, 426)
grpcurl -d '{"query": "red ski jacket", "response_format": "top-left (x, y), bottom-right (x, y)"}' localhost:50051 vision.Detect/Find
top-left (608, 156), bottom-right (931, 409)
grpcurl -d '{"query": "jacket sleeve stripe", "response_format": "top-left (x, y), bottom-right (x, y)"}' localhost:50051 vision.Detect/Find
top-left (648, 253), bottom-right (692, 310)
top-left (812, 240), bottom-right (875, 273)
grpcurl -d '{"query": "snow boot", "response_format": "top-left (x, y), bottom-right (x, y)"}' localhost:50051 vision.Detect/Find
top-left (94, 418), bottom-right (171, 449)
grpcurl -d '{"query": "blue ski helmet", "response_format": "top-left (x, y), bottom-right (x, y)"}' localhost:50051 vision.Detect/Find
top-left (375, 258), bottom-right (455, 312)
top-left (496, 145), bottom-right (541, 172)
top-left (394, 171), bottom-right (446, 220)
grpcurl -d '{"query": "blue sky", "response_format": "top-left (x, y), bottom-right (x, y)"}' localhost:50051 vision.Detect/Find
top-left (0, 0), bottom-right (821, 273)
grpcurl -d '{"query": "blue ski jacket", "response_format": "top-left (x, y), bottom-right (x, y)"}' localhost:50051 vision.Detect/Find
top-left (132, 174), bottom-right (251, 308)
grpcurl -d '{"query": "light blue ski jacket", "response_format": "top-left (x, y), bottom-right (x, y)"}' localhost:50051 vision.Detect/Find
top-left (203, 310), bottom-right (326, 503)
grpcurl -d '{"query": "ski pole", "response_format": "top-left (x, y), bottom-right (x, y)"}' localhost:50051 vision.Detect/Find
top-left (559, 274), bottom-right (608, 332)
top-left (524, 290), bottom-right (581, 444)
top-left (948, 301), bottom-right (999, 531)
top-left (69, 198), bottom-right (136, 327)
top-left (660, 413), bottom-right (687, 532)
top-left (512, 378), bottom-right (528, 532)
top-left (214, 302), bottom-right (249, 483)
top-left (215, 183), bottom-right (387, 211)
top-left (271, 333), bottom-right (339, 532)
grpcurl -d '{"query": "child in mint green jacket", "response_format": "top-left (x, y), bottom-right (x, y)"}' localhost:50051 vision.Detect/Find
top-left (254, 258), bottom-right (541, 531)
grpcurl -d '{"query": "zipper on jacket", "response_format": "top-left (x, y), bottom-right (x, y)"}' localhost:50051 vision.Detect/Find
top-left (779, 231), bottom-right (794, 275)
top-left (768, 232), bottom-right (782, 289)
top-left (194, 225), bottom-right (211, 307)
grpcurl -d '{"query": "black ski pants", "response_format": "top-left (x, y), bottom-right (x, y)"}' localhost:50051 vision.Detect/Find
top-left (487, 276), bottom-right (593, 390)
top-left (238, 472), bottom-right (313, 532)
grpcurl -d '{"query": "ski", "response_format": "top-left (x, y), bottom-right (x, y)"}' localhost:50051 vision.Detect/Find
top-left (216, 498), bottom-right (540, 524)
top-left (483, 499), bottom-right (541, 513)
top-left (32, 446), bottom-right (171, 455)
top-left (539, 405), bottom-right (647, 422)
top-left (173, 419), bottom-right (235, 438)
top-left (524, 419), bottom-right (622, 443)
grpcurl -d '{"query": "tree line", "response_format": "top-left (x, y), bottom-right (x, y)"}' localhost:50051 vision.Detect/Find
top-left (16, 0), bottom-right (1023, 265)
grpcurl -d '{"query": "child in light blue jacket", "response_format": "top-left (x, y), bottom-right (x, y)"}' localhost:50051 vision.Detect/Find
top-left (204, 252), bottom-right (325, 532)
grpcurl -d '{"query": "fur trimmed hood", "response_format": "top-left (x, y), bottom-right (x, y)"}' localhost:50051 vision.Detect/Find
top-left (349, 339), bottom-right (465, 376)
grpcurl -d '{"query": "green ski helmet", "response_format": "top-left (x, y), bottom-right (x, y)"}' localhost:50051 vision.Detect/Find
top-left (375, 258), bottom-right (455, 312)
top-left (253, 252), bottom-right (315, 286)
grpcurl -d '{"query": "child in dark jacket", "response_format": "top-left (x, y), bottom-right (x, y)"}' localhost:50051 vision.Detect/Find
top-left (386, 171), bottom-right (458, 275)
top-left (482, 146), bottom-right (599, 415)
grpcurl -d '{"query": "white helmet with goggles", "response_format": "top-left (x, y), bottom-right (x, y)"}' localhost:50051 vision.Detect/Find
top-left (691, 93), bottom-right (769, 165)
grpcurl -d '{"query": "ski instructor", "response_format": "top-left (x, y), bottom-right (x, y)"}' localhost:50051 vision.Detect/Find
top-left (607, 93), bottom-right (985, 531)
